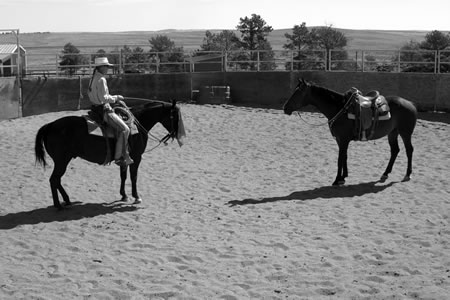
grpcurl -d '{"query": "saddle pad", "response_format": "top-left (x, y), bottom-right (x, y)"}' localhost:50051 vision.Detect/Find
top-left (347, 112), bottom-right (391, 121)
top-left (83, 116), bottom-right (139, 137)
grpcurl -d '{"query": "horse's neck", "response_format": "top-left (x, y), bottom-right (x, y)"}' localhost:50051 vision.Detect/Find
top-left (309, 86), bottom-right (343, 119)
top-left (135, 109), bottom-right (161, 132)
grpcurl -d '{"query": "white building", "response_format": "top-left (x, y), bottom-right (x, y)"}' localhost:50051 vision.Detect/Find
top-left (0, 44), bottom-right (26, 77)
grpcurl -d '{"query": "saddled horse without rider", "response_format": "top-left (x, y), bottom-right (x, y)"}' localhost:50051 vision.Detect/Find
top-left (35, 100), bottom-right (185, 209)
top-left (283, 79), bottom-right (417, 186)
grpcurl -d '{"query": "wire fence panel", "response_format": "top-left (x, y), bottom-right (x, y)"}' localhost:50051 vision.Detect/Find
top-left (11, 46), bottom-right (450, 78)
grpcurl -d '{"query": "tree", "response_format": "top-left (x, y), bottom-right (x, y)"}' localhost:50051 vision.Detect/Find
top-left (199, 30), bottom-right (240, 52)
top-left (149, 35), bottom-right (185, 72)
top-left (236, 14), bottom-right (276, 70)
top-left (127, 46), bottom-right (146, 72)
top-left (283, 22), bottom-right (322, 70)
top-left (106, 47), bottom-right (121, 67)
top-left (237, 14), bottom-right (273, 50)
top-left (283, 22), bottom-right (311, 51)
top-left (420, 30), bottom-right (450, 73)
top-left (196, 30), bottom-right (241, 71)
top-left (149, 35), bottom-right (175, 52)
top-left (310, 25), bottom-right (348, 70)
top-left (59, 43), bottom-right (87, 76)
top-left (420, 30), bottom-right (450, 50)
top-left (399, 39), bottom-right (434, 73)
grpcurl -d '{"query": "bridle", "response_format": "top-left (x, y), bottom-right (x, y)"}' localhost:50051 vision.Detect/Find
top-left (129, 100), bottom-right (178, 152)
top-left (291, 83), bottom-right (354, 129)
top-left (159, 105), bottom-right (178, 144)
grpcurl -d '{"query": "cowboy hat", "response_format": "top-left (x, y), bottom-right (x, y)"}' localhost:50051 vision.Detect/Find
top-left (94, 57), bottom-right (113, 67)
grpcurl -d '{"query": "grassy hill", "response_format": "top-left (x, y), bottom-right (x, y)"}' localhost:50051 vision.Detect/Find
top-left (17, 28), bottom-right (429, 51)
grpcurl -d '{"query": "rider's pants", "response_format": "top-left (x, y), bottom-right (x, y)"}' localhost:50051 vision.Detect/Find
top-left (105, 112), bottom-right (131, 161)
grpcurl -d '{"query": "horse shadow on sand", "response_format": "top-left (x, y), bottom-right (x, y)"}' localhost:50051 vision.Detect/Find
top-left (227, 180), bottom-right (397, 207)
top-left (0, 201), bottom-right (140, 230)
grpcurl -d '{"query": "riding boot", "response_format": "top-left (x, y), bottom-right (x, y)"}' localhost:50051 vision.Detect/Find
top-left (114, 132), bottom-right (124, 162)
top-left (115, 130), bottom-right (133, 166)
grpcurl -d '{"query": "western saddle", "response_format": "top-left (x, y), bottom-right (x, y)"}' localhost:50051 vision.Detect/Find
top-left (345, 87), bottom-right (390, 141)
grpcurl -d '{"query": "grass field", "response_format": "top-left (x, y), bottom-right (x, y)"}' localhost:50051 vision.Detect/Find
top-left (16, 28), bottom-right (429, 51)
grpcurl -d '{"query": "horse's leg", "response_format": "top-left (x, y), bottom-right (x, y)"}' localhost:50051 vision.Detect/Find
top-left (130, 157), bottom-right (142, 204)
top-left (119, 165), bottom-right (129, 201)
top-left (342, 145), bottom-right (349, 181)
top-left (400, 133), bottom-right (414, 182)
top-left (49, 160), bottom-right (71, 210)
top-left (333, 140), bottom-right (349, 186)
top-left (380, 130), bottom-right (400, 182)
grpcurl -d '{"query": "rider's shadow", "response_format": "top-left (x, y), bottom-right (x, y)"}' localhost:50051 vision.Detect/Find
top-left (227, 180), bottom-right (397, 207)
top-left (0, 201), bottom-right (139, 230)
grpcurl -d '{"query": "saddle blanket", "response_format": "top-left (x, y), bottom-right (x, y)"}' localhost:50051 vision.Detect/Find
top-left (347, 111), bottom-right (391, 121)
top-left (83, 116), bottom-right (139, 137)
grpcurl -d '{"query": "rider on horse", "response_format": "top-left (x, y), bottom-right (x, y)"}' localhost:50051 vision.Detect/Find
top-left (87, 57), bottom-right (133, 166)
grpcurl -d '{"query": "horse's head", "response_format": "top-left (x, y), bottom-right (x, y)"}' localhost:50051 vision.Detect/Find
top-left (283, 78), bottom-right (311, 115)
top-left (133, 99), bottom-right (186, 147)
top-left (159, 99), bottom-right (186, 147)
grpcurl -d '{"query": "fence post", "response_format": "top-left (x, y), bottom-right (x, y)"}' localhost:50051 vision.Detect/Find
top-left (257, 51), bottom-right (260, 72)
top-left (327, 50), bottom-right (331, 71)
top-left (290, 50), bottom-right (294, 72)
top-left (360, 51), bottom-right (364, 72)
top-left (55, 53), bottom-right (59, 76)
top-left (119, 49), bottom-right (122, 74)
top-left (223, 51), bottom-right (227, 72)
top-left (436, 50), bottom-right (439, 74)
top-left (89, 53), bottom-right (92, 74)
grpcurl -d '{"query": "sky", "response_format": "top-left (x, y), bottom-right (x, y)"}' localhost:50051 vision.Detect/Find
top-left (1, 0), bottom-right (449, 33)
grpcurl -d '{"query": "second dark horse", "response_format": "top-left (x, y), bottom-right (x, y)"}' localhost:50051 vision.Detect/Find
top-left (283, 79), bottom-right (417, 186)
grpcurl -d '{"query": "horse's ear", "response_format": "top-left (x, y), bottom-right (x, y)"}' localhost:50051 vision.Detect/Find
top-left (301, 78), bottom-right (307, 84)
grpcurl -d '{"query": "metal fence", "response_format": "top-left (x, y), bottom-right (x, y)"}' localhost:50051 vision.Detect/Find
top-left (2, 47), bottom-right (450, 77)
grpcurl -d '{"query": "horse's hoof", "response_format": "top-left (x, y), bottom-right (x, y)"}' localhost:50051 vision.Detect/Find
top-left (402, 175), bottom-right (411, 182)
top-left (133, 198), bottom-right (142, 204)
top-left (120, 196), bottom-right (129, 202)
top-left (379, 174), bottom-right (388, 182)
top-left (332, 180), bottom-right (345, 186)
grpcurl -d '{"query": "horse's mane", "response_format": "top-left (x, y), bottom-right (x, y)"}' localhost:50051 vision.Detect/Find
top-left (309, 82), bottom-right (345, 105)
top-left (130, 100), bottom-right (172, 114)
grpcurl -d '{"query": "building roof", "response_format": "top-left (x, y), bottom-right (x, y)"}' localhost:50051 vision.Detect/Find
top-left (189, 53), bottom-right (224, 63)
top-left (0, 44), bottom-right (26, 61)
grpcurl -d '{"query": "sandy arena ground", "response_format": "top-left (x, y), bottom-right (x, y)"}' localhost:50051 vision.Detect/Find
top-left (0, 103), bottom-right (449, 299)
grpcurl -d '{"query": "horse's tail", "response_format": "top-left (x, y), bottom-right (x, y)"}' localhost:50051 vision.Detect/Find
top-left (35, 123), bottom-right (50, 168)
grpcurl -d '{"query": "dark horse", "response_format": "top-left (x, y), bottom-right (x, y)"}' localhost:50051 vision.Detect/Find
top-left (283, 79), bottom-right (417, 186)
top-left (35, 100), bottom-right (185, 209)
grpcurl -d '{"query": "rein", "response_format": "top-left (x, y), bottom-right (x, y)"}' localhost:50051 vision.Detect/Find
top-left (295, 111), bottom-right (330, 126)
top-left (125, 97), bottom-right (177, 153)
top-left (295, 91), bottom-right (355, 129)
top-left (125, 97), bottom-right (169, 105)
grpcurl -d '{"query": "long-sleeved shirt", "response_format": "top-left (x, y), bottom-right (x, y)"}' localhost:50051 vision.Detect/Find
top-left (87, 71), bottom-right (120, 105)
